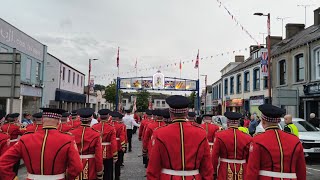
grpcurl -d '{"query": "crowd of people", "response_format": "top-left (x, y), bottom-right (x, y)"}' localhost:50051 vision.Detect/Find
top-left (0, 94), bottom-right (308, 180)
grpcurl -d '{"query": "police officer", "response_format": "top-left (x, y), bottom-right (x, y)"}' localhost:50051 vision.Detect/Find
top-left (283, 114), bottom-right (299, 137)
top-left (212, 112), bottom-right (252, 180)
top-left (123, 109), bottom-right (140, 152)
top-left (246, 104), bottom-right (306, 179)
top-left (147, 95), bottom-right (213, 179)
top-left (238, 118), bottom-right (249, 134)
top-left (25, 112), bottom-right (43, 133)
top-left (0, 108), bottom-right (83, 179)
top-left (70, 108), bottom-right (103, 180)
top-left (92, 109), bottom-right (118, 180)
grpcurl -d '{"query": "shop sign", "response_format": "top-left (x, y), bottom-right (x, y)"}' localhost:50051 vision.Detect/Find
top-left (249, 95), bottom-right (265, 106)
top-left (20, 84), bottom-right (42, 97)
top-left (304, 83), bottom-right (320, 95)
top-left (226, 99), bottom-right (243, 107)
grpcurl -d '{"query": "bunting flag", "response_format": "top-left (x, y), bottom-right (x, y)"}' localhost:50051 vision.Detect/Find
top-left (117, 47), bottom-right (120, 68)
top-left (194, 49), bottom-right (199, 69)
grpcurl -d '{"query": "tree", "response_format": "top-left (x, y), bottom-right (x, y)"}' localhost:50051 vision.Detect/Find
top-left (188, 91), bottom-right (196, 109)
top-left (136, 90), bottom-right (150, 112)
top-left (104, 83), bottom-right (121, 108)
top-left (94, 84), bottom-right (106, 91)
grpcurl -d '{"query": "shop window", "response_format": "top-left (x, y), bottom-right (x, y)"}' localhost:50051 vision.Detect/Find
top-left (236, 74), bottom-right (242, 94)
top-left (244, 71), bottom-right (250, 92)
top-left (224, 78), bottom-right (228, 95)
top-left (73, 72), bottom-right (75, 84)
top-left (35, 62), bottom-right (41, 83)
top-left (279, 60), bottom-right (286, 85)
top-left (68, 70), bottom-right (71, 83)
top-left (315, 48), bottom-right (320, 80)
top-left (156, 101), bottom-right (160, 107)
top-left (62, 67), bottom-right (66, 81)
top-left (25, 58), bottom-right (32, 80)
top-left (253, 68), bottom-right (260, 90)
top-left (230, 76), bottom-right (234, 94)
top-left (295, 54), bottom-right (304, 82)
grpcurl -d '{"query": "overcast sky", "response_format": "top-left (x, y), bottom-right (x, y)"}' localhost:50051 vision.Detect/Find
top-left (1, 0), bottom-right (320, 93)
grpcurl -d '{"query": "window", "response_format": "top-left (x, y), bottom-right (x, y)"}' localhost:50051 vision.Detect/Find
top-left (25, 58), bottom-right (32, 80)
top-left (68, 70), bottom-right (71, 83)
top-left (244, 71), bottom-right (250, 92)
top-left (81, 76), bottom-right (83, 87)
top-left (295, 54), bottom-right (304, 82)
top-left (156, 101), bottom-right (160, 107)
top-left (230, 76), bottom-right (234, 94)
top-left (162, 101), bottom-right (165, 107)
top-left (0, 47), bottom-right (8, 52)
top-left (316, 49), bottom-right (320, 79)
top-left (279, 60), bottom-right (286, 85)
top-left (62, 67), bottom-right (66, 81)
top-left (224, 79), bottom-right (228, 95)
top-left (218, 83), bottom-right (221, 99)
top-left (236, 74), bottom-right (242, 94)
top-left (264, 77), bottom-right (268, 89)
top-left (77, 74), bottom-right (79, 86)
top-left (73, 72), bottom-right (75, 84)
top-left (253, 68), bottom-right (260, 90)
top-left (122, 100), bottom-right (126, 106)
top-left (35, 62), bottom-right (41, 83)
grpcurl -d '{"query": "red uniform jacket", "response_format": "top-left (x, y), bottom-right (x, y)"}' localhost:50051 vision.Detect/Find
top-left (246, 127), bottom-right (306, 180)
top-left (69, 119), bottom-right (81, 129)
top-left (110, 121), bottom-right (127, 151)
top-left (92, 121), bottom-right (118, 160)
top-left (212, 127), bottom-right (252, 180)
top-left (139, 119), bottom-right (148, 140)
top-left (201, 122), bottom-right (220, 153)
top-left (0, 132), bottom-right (10, 156)
top-left (0, 127), bottom-right (83, 180)
top-left (70, 125), bottom-right (103, 180)
top-left (26, 124), bottom-right (43, 133)
top-left (147, 119), bottom-right (214, 180)
top-left (143, 121), bottom-right (166, 154)
top-left (58, 122), bottom-right (72, 133)
top-left (142, 119), bottom-right (153, 141)
top-left (119, 122), bottom-right (128, 143)
top-left (244, 119), bottom-right (250, 128)
top-left (1, 123), bottom-right (23, 146)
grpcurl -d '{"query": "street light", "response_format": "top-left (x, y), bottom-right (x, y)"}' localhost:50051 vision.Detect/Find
top-left (201, 74), bottom-right (207, 114)
top-left (254, 12), bottom-right (272, 104)
top-left (87, 58), bottom-right (98, 106)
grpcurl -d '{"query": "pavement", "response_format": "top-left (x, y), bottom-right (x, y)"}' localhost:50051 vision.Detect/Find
top-left (17, 133), bottom-right (320, 179)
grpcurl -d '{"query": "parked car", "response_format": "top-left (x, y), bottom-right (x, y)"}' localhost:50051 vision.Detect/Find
top-left (212, 116), bottom-right (228, 130)
top-left (255, 118), bottom-right (320, 156)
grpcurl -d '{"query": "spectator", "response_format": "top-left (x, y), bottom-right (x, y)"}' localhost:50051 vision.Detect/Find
top-left (248, 114), bottom-right (258, 136)
top-left (90, 113), bottom-right (98, 127)
top-left (309, 113), bottom-right (319, 128)
top-left (21, 113), bottom-right (32, 127)
top-left (243, 115), bottom-right (250, 128)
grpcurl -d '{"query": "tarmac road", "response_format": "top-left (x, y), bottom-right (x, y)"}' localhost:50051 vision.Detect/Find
top-left (18, 133), bottom-right (320, 179)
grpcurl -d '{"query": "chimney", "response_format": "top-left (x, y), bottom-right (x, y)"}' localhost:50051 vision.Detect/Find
top-left (286, 23), bottom-right (305, 39)
top-left (266, 36), bottom-right (283, 47)
top-left (314, 7), bottom-right (320, 26)
top-left (235, 55), bottom-right (244, 63)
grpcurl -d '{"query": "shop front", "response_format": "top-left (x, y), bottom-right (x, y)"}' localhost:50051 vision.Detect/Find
top-left (225, 99), bottom-right (243, 113)
top-left (55, 89), bottom-right (86, 111)
top-left (212, 100), bottom-right (222, 115)
top-left (301, 83), bottom-right (320, 120)
top-left (20, 84), bottom-right (42, 115)
top-left (249, 95), bottom-right (265, 117)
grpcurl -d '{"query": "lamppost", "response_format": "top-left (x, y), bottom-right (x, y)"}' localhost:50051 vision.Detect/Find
top-left (87, 58), bottom-right (98, 107)
top-left (254, 12), bottom-right (272, 104)
top-left (201, 74), bottom-right (207, 114)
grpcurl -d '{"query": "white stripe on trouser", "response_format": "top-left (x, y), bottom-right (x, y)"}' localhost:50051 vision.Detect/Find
top-left (27, 173), bottom-right (65, 180)
top-left (102, 142), bottom-right (111, 145)
top-left (259, 170), bottom-right (297, 179)
top-left (208, 142), bottom-right (214, 146)
top-left (116, 138), bottom-right (120, 140)
top-left (9, 139), bottom-right (18, 143)
top-left (79, 154), bottom-right (95, 159)
top-left (220, 158), bottom-right (246, 164)
top-left (161, 169), bottom-right (199, 176)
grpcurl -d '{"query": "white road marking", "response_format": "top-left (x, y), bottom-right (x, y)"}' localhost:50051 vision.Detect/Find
top-left (307, 167), bottom-right (320, 172)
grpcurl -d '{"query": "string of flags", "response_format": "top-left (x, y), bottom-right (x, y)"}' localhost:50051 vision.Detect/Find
top-left (93, 47), bottom-right (249, 81)
top-left (215, 0), bottom-right (259, 45)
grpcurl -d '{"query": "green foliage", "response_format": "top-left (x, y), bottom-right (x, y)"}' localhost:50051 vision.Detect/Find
top-left (94, 84), bottom-right (106, 91)
top-left (136, 90), bottom-right (150, 112)
top-left (188, 91), bottom-right (196, 109)
top-left (104, 83), bottom-right (121, 107)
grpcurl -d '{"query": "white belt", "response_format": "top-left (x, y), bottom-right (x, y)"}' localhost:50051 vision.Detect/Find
top-left (27, 173), bottom-right (65, 179)
top-left (220, 158), bottom-right (246, 164)
top-left (80, 154), bottom-right (95, 159)
top-left (102, 142), bottom-right (111, 145)
top-left (161, 169), bottom-right (199, 176)
top-left (259, 170), bottom-right (297, 179)
top-left (10, 139), bottom-right (18, 143)
top-left (208, 142), bottom-right (214, 146)
top-left (116, 138), bottom-right (120, 140)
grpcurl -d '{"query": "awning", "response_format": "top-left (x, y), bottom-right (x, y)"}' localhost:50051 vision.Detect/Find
top-left (55, 89), bottom-right (86, 103)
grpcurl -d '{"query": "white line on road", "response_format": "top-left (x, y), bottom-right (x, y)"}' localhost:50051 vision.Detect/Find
top-left (307, 167), bottom-right (320, 172)
top-left (306, 171), bottom-right (313, 174)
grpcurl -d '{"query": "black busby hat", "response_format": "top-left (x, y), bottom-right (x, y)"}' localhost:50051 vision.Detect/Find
top-left (98, 109), bottom-right (111, 116)
top-left (165, 95), bottom-right (189, 114)
top-left (224, 111), bottom-right (242, 124)
top-left (40, 108), bottom-right (66, 119)
top-left (188, 112), bottom-right (196, 118)
top-left (77, 108), bottom-right (94, 121)
top-left (259, 104), bottom-right (286, 123)
top-left (32, 112), bottom-right (43, 119)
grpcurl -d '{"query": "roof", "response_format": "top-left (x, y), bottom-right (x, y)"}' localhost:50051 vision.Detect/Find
top-left (48, 53), bottom-right (85, 75)
top-left (222, 56), bottom-right (260, 77)
top-left (272, 24), bottom-right (320, 57)
top-left (212, 78), bottom-right (222, 86)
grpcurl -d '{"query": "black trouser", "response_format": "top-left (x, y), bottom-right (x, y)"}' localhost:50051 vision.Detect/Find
top-left (13, 160), bottom-right (20, 176)
top-left (103, 158), bottom-right (113, 180)
top-left (143, 156), bottom-right (149, 168)
top-left (115, 151), bottom-right (122, 180)
top-left (132, 126), bottom-right (137, 134)
top-left (126, 129), bottom-right (133, 151)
